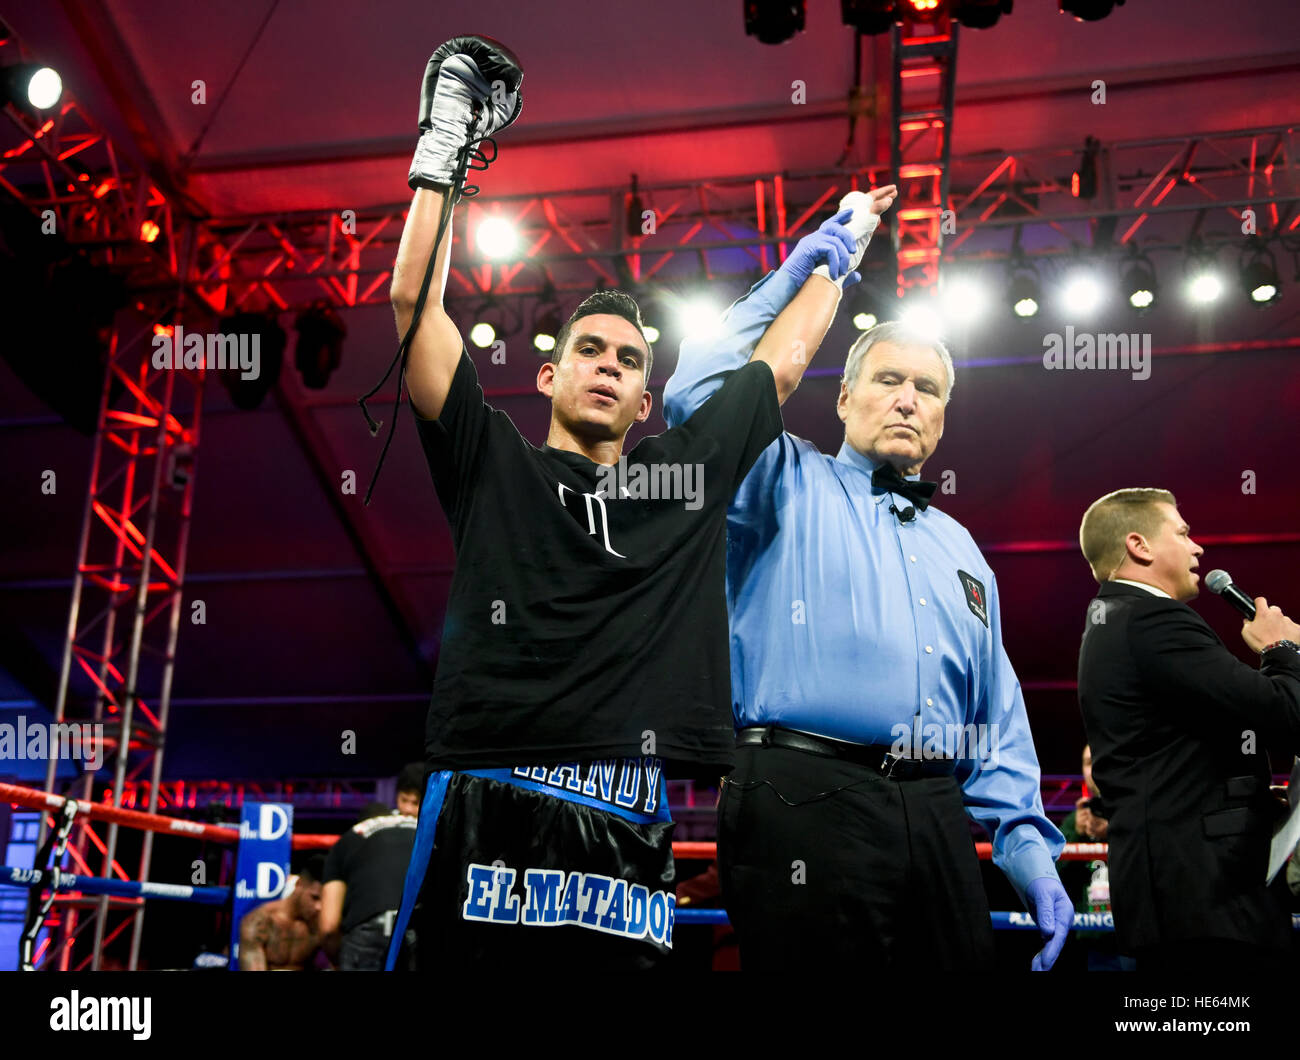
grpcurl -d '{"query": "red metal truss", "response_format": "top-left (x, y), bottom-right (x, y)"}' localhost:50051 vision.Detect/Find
top-left (889, 14), bottom-right (959, 299)
top-left (30, 320), bottom-right (203, 972)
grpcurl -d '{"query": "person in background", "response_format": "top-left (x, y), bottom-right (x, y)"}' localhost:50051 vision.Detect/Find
top-left (237, 854), bottom-right (326, 971)
top-left (321, 765), bottom-right (422, 970)
top-left (1058, 745), bottom-right (1133, 970)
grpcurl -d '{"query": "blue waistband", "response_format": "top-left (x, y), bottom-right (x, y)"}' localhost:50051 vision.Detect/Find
top-left (384, 757), bottom-right (671, 970)
top-left (464, 758), bottom-right (671, 826)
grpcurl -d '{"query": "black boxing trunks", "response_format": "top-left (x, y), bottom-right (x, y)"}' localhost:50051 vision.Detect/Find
top-left (385, 757), bottom-right (676, 970)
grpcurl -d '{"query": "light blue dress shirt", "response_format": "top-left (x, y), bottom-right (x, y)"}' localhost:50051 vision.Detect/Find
top-left (663, 269), bottom-right (1064, 899)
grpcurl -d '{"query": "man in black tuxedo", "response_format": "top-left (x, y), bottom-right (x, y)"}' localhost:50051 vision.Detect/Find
top-left (1076, 487), bottom-right (1300, 972)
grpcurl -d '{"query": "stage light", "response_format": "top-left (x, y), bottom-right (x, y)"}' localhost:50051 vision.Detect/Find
top-left (853, 311), bottom-right (878, 331)
top-left (743, 0), bottom-right (807, 44)
top-left (1187, 270), bottom-right (1222, 305)
top-left (940, 275), bottom-right (987, 325)
top-left (1240, 246), bottom-right (1281, 306)
top-left (294, 301), bottom-right (347, 389)
top-left (476, 216), bottom-right (518, 259)
top-left (532, 307), bottom-right (562, 353)
top-left (217, 312), bottom-right (285, 410)
top-left (1182, 241), bottom-right (1224, 306)
top-left (952, 0), bottom-right (1013, 29)
top-left (642, 324), bottom-right (660, 344)
top-left (1059, 0), bottom-right (1124, 20)
top-left (902, 0), bottom-right (943, 19)
top-left (626, 174), bottom-right (645, 239)
top-left (139, 220), bottom-right (160, 243)
top-left (678, 296), bottom-right (725, 339)
top-left (3, 64), bottom-right (62, 110)
top-left (1007, 266), bottom-right (1040, 319)
top-left (899, 300), bottom-right (943, 342)
top-left (1061, 271), bottom-right (1104, 315)
top-left (1243, 262), bottom-right (1279, 305)
top-left (469, 321), bottom-right (496, 348)
top-left (1071, 136), bottom-right (1100, 200)
top-left (841, 0), bottom-right (899, 35)
top-left (1121, 256), bottom-right (1157, 312)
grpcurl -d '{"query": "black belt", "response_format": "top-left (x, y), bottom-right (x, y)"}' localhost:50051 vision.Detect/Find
top-left (736, 725), bottom-right (957, 780)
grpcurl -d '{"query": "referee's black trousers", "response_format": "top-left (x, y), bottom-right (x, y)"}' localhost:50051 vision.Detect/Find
top-left (718, 743), bottom-right (996, 971)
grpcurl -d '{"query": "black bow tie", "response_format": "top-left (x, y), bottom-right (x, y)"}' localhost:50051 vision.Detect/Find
top-left (871, 464), bottom-right (937, 511)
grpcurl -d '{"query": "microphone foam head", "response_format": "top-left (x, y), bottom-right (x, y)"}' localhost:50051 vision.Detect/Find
top-left (1204, 569), bottom-right (1232, 595)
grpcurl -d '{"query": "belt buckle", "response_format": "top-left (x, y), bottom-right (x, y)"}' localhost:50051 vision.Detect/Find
top-left (878, 751), bottom-right (906, 779)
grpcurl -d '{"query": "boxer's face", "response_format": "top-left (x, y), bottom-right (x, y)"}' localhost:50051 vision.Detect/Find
top-left (538, 315), bottom-right (652, 440)
top-left (1141, 502), bottom-right (1202, 601)
top-left (294, 880), bottom-right (322, 922)
top-left (838, 341), bottom-right (947, 476)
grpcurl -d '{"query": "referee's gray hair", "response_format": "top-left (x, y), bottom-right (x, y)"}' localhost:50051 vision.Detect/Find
top-left (842, 321), bottom-right (955, 405)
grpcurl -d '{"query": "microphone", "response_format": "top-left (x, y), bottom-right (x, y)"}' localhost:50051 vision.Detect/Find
top-left (889, 503), bottom-right (916, 524)
top-left (1205, 569), bottom-right (1257, 620)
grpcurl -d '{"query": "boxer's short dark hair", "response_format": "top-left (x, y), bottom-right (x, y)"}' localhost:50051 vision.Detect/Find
top-left (553, 290), bottom-right (653, 383)
top-left (296, 853), bottom-right (327, 884)
top-left (396, 762), bottom-right (426, 798)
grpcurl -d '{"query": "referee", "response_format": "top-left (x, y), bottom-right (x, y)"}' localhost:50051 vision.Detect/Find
top-left (664, 315), bottom-right (1071, 971)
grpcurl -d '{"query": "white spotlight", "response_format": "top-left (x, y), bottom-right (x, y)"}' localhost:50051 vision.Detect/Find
top-left (678, 297), bottom-right (724, 339)
top-left (642, 324), bottom-right (660, 344)
top-left (1187, 271), bottom-right (1223, 304)
top-left (476, 216), bottom-right (518, 260)
top-left (1062, 274), bottom-right (1104, 315)
top-left (27, 67), bottom-right (62, 110)
top-left (941, 277), bottom-right (987, 325)
top-left (852, 312), bottom-right (878, 331)
top-left (469, 322), bottom-right (496, 348)
top-left (899, 301), bottom-right (944, 342)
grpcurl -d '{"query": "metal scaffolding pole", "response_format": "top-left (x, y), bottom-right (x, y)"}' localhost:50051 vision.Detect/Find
top-left (36, 317), bottom-right (201, 971)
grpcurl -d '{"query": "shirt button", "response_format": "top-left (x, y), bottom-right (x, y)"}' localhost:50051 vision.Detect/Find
top-left (919, 597), bottom-right (927, 606)
top-left (910, 555), bottom-right (917, 563)
top-left (926, 698), bottom-right (933, 706)
top-left (925, 645), bottom-right (933, 654)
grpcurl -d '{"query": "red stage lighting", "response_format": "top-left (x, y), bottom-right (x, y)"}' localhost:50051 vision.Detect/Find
top-left (902, 0), bottom-right (944, 19)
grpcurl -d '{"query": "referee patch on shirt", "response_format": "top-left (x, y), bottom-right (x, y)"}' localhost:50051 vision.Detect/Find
top-left (958, 570), bottom-right (988, 628)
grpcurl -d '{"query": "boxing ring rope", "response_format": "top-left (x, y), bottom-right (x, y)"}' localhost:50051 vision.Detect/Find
top-left (0, 779), bottom-right (334, 969)
top-left (0, 781), bottom-right (331, 851)
top-left (5, 779), bottom-right (1296, 959)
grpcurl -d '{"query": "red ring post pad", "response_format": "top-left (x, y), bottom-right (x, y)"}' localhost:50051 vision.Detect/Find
top-left (0, 864), bottom-right (229, 905)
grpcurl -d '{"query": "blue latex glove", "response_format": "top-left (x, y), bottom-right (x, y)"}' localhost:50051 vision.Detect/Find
top-left (1025, 876), bottom-right (1073, 971)
top-left (777, 208), bottom-right (861, 288)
